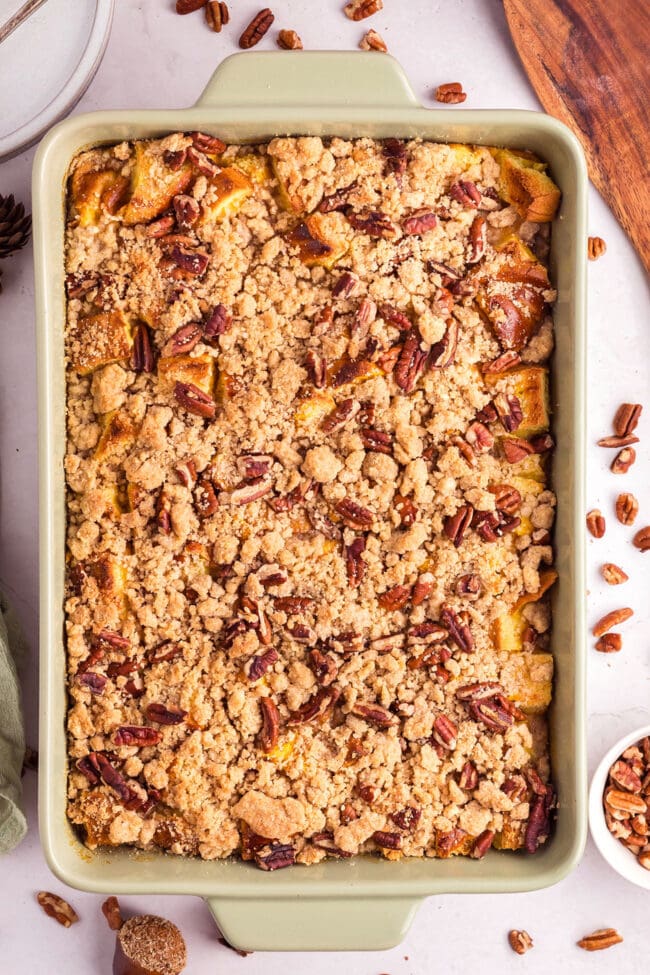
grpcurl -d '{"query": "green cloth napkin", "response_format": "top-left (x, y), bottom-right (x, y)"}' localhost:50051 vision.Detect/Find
top-left (0, 595), bottom-right (27, 854)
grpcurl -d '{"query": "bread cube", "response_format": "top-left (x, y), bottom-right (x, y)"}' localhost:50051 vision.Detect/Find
top-left (95, 411), bottom-right (138, 460)
top-left (120, 141), bottom-right (193, 225)
top-left (68, 311), bottom-right (133, 376)
top-left (157, 355), bottom-right (215, 396)
top-left (201, 166), bottom-right (253, 222)
top-left (500, 651), bottom-right (553, 714)
top-left (284, 212), bottom-right (349, 269)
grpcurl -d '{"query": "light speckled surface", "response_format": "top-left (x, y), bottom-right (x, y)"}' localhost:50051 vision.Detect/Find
top-left (1, 1), bottom-right (648, 970)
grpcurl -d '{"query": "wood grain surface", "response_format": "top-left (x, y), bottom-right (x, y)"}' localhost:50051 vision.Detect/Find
top-left (504, 0), bottom-right (650, 273)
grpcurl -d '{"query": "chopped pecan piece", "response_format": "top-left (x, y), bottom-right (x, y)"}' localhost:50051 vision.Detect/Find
top-left (382, 139), bottom-right (407, 177)
top-left (360, 427), bottom-right (393, 454)
top-left (595, 633), bottom-right (622, 653)
top-left (471, 829), bottom-right (495, 860)
top-left (350, 701), bottom-right (397, 727)
top-left (131, 321), bottom-right (155, 373)
top-left (394, 493), bottom-right (417, 527)
top-left (288, 686), bottom-right (340, 726)
top-left (449, 180), bottom-right (481, 207)
top-left (577, 929), bottom-right (623, 952)
top-left (402, 209), bottom-right (437, 236)
top-left (587, 236), bottom-right (607, 260)
top-left (611, 446), bottom-right (636, 473)
top-left (101, 896), bottom-right (123, 931)
top-left (372, 830), bottom-right (402, 850)
top-left (334, 497), bottom-right (374, 530)
top-left (502, 437), bottom-right (535, 463)
top-left (597, 434), bottom-right (639, 448)
top-left (390, 806), bottom-right (421, 831)
top-left (173, 381), bottom-right (217, 419)
top-left (458, 761), bottom-right (479, 791)
top-left (412, 572), bottom-right (434, 606)
top-left (482, 350), bottom-right (521, 374)
top-left (37, 891), bottom-right (79, 928)
top-left (347, 208), bottom-right (396, 238)
top-left (309, 648), bottom-right (338, 686)
top-left (378, 302), bottom-right (412, 331)
top-left (203, 303), bottom-right (232, 342)
top-left (332, 270), bottom-right (360, 298)
top-left (524, 782), bottom-right (555, 852)
top-left (321, 397), bottom-right (360, 433)
top-left (145, 702), bottom-right (187, 725)
top-left (258, 698), bottom-right (280, 752)
top-left (345, 536), bottom-right (366, 587)
top-left (432, 714), bottom-right (458, 750)
top-left (434, 81), bottom-right (467, 104)
top-left (378, 584), bottom-right (412, 610)
top-left (95, 753), bottom-right (143, 809)
top-left (344, 0), bottom-right (383, 20)
top-left (277, 28), bottom-right (302, 49)
top-left (427, 319), bottom-right (458, 369)
top-left (162, 323), bottom-right (202, 357)
top-left (237, 453), bottom-right (273, 480)
top-left (194, 478), bottom-right (219, 518)
top-left (255, 843), bottom-right (295, 871)
top-left (466, 215), bottom-right (487, 263)
top-left (318, 182), bottom-right (357, 213)
top-left (360, 28), bottom-right (387, 51)
top-left (230, 479), bottom-right (272, 504)
top-left (311, 831), bottom-right (352, 857)
top-left (76, 672), bottom-right (107, 695)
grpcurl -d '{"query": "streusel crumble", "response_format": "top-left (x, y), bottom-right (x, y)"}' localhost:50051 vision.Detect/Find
top-left (64, 132), bottom-right (560, 866)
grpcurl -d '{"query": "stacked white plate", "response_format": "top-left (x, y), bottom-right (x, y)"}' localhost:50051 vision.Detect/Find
top-left (0, 0), bottom-right (114, 161)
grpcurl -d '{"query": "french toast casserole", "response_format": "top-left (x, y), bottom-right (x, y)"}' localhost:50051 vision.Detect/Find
top-left (64, 132), bottom-right (561, 868)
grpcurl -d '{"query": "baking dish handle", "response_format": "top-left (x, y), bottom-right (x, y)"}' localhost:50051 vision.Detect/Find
top-left (195, 51), bottom-right (420, 110)
top-left (205, 894), bottom-right (423, 952)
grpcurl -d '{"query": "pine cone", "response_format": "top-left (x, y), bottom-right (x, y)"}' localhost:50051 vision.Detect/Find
top-left (0, 194), bottom-right (32, 259)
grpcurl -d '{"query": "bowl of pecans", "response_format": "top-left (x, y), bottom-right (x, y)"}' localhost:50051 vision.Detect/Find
top-left (589, 725), bottom-right (650, 888)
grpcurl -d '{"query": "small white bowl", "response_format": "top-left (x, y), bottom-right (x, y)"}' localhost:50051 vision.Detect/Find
top-left (589, 723), bottom-right (650, 889)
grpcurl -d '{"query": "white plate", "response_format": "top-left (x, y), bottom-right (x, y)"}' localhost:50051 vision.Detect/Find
top-left (0, 0), bottom-right (114, 161)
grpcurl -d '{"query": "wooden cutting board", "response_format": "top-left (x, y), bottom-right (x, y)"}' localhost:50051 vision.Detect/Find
top-left (503, 0), bottom-right (650, 273)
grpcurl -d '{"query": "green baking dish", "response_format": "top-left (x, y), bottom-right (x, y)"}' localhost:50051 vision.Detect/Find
top-left (33, 52), bottom-right (588, 952)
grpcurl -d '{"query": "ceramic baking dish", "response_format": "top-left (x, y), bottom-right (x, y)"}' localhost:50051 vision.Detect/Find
top-left (33, 52), bottom-right (588, 952)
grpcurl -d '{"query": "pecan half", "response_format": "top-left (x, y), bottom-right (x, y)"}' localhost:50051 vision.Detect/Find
top-left (347, 208), bottom-right (396, 238)
top-left (402, 209), bottom-right (437, 236)
top-left (412, 572), bottom-right (434, 606)
top-left (173, 193), bottom-right (200, 229)
top-left (449, 180), bottom-right (481, 207)
top-left (168, 244), bottom-right (208, 276)
top-left (465, 421), bottom-right (494, 452)
top-left (113, 725), bottom-right (162, 746)
top-left (334, 497), bottom-right (374, 530)
top-left (378, 302), bottom-right (412, 331)
top-left (577, 929), bottom-right (623, 952)
top-left (194, 477), bottom-right (219, 518)
top-left (458, 761), bottom-right (478, 790)
top-left (345, 536), bottom-right (366, 587)
top-left (318, 182), bottom-right (357, 213)
top-left (394, 493), bottom-right (417, 527)
top-left (237, 453), bottom-right (273, 480)
top-left (633, 526), bottom-right (650, 552)
top-left (490, 483), bottom-right (522, 515)
top-left (162, 322), bottom-right (202, 357)
top-left (524, 783), bottom-right (555, 852)
top-left (245, 648), bottom-right (279, 682)
top-left (609, 759), bottom-right (643, 793)
top-left (37, 892), bottom-right (79, 928)
top-left (471, 829), bottom-right (495, 860)
top-left (502, 437), bottom-right (535, 463)
top-left (482, 350), bottom-right (521, 374)
top-left (258, 698), bottom-right (280, 752)
top-left (351, 701), bottom-right (397, 727)
top-left (493, 393), bottom-right (523, 432)
top-left (611, 446), bottom-right (636, 473)
top-left (274, 596), bottom-right (314, 614)
top-left (586, 509), bottom-right (606, 538)
top-left (596, 434), bottom-right (639, 448)
top-left (434, 82), bottom-right (467, 104)
top-left (332, 270), bottom-right (360, 298)
top-left (239, 7), bottom-right (274, 48)
top-left (173, 381), bottom-right (217, 419)
top-left (615, 492), bottom-right (638, 525)
top-left (145, 702), bottom-right (187, 725)
top-left (613, 402), bottom-right (642, 437)
top-left (95, 754), bottom-right (143, 809)
top-left (132, 321), bottom-right (155, 373)
top-left (205, 1), bottom-right (230, 31)
top-left (305, 349), bottom-right (327, 388)
top-left (593, 608), bottom-right (633, 637)
top-left (443, 504), bottom-right (474, 547)
top-left (360, 427), bottom-right (392, 454)
top-left (344, 0), bottom-right (383, 20)
top-left (394, 330), bottom-right (428, 393)
top-left (508, 930), bottom-right (533, 955)
top-left (191, 131), bottom-right (227, 155)
top-left (76, 672), bottom-right (107, 695)
top-left (176, 0), bottom-right (205, 11)
top-left (432, 714), bottom-right (458, 750)
top-left (601, 563), bottom-right (628, 585)
top-left (287, 687), bottom-right (340, 726)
